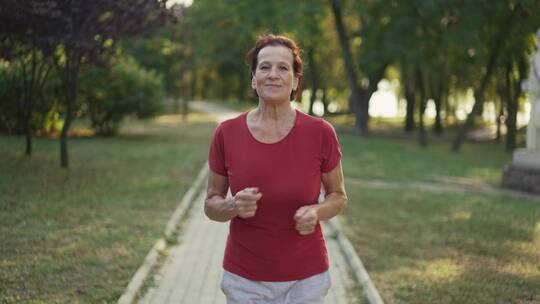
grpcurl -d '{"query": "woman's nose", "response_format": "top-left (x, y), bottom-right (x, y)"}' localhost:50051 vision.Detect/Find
top-left (268, 67), bottom-right (279, 78)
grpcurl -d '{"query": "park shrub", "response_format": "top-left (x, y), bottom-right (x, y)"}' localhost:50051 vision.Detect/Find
top-left (0, 61), bottom-right (60, 135)
top-left (79, 55), bottom-right (165, 136)
top-left (0, 64), bottom-right (21, 134)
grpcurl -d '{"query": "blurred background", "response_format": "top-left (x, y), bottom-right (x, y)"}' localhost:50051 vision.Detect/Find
top-left (1, 0), bottom-right (539, 303)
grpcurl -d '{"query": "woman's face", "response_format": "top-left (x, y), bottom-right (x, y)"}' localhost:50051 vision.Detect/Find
top-left (251, 45), bottom-right (299, 104)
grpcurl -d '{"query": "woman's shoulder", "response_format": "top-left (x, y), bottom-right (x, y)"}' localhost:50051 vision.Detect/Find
top-left (216, 112), bottom-right (248, 132)
top-left (296, 109), bottom-right (336, 132)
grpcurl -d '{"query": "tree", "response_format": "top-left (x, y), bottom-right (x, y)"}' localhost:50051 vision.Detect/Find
top-left (184, 0), bottom-right (257, 102)
top-left (329, 0), bottom-right (365, 134)
top-left (79, 56), bottom-right (164, 135)
top-left (0, 4), bottom-right (54, 155)
top-left (353, 0), bottom-right (446, 142)
top-left (451, 1), bottom-right (539, 152)
top-left (499, 38), bottom-right (533, 150)
top-left (122, 13), bottom-right (189, 114)
top-left (2, 0), bottom-right (171, 168)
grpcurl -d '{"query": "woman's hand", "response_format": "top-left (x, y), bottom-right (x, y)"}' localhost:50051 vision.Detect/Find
top-left (294, 205), bottom-right (319, 235)
top-left (234, 187), bottom-right (262, 218)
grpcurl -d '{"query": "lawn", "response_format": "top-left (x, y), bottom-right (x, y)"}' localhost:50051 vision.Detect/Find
top-left (337, 127), bottom-right (540, 303)
top-left (330, 114), bottom-right (515, 186)
top-left (2, 107), bottom-right (538, 304)
top-left (0, 113), bottom-right (216, 303)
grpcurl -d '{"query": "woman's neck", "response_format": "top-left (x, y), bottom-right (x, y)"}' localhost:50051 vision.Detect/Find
top-left (253, 100), bottom-right (295, 122)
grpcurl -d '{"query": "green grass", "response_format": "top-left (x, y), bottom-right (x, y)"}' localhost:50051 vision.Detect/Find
top-left (336, 125), bottom-right (540, 303)
top-left (2, 105), bottom-right (537, 303)
top-left (343, 187), bottom-right (540, 304)
top-left (0, 113), bottom-right (216, 303)
top-left (338, 127), bottom-right (513, 186)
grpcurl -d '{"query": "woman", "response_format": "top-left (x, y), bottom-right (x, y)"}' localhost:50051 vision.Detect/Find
top-left (205, 34), bottom-right (348, 304)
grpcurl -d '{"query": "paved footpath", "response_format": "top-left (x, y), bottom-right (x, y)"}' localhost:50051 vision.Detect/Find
top-left (138, 101), bottom-right (359, 304)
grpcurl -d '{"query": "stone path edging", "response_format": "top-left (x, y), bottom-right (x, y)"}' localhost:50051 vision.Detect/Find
top-left (317, 188), bottom-right (384, 304)
top-left (117, 164), bottom-right (209, 304)
top-left (326, 218), bottom-right (384, 304)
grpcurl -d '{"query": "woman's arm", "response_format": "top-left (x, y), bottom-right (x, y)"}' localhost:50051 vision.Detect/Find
top-left (294, 162), bottom-right (348, 234)
top-left (317, 161), bottom-right (348, 220)
top-left (204, 171), bottom-right (236, 222)
top-left (204, 171), bottom-right (263, 222)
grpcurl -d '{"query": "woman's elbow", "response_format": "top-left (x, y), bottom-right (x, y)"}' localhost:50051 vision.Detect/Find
top-left (339, 194), bottom-right (348, 213)
top-left (204, 199), bottom-right (218, 221)
top-left (204, 199), bottom-right (229, 222)
top-left (204, 201), bottom-right (212, 218)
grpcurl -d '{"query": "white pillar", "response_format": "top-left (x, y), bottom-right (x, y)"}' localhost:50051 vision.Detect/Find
top-left (514, 28), bottom-right (540, 169)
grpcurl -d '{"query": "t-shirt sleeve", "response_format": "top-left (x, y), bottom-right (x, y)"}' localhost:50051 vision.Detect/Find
top-left (208, 124), bottom-right (228, 176)
top-left (320, 119), bottom-right (342, 173)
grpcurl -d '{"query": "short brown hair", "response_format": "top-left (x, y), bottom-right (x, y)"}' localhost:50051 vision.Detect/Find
top-left (246, 34), bottom-right (303, 101)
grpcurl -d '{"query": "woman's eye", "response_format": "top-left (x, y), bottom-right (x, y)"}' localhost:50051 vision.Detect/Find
top-left (279, 66), bottom-right (289, 71)
top-left (260, 66), bottom-right (269, 70)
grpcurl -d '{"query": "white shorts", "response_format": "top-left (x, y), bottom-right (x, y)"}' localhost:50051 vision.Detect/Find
top-left (220, 270), bottom-right (331, 304)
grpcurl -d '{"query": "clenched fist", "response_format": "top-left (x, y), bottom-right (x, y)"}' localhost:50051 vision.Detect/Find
top-left (234, 187), bottom-right (262, 218)
top-left (294, 205), bottom-right (319, 235)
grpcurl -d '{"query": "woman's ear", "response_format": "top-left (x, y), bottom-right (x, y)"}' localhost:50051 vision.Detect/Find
top-left (251, 73), bottom-right (257, 90)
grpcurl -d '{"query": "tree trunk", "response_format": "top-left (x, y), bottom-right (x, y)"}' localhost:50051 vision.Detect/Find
top-left (434, 100), bottom-right (443, 135)
top-left (19, 50), bottom-right (35, 155)
top-left (308, 91), bottom-right (316, 115)
top-left (451, 46), bottom-right (499, 151)
top-left (23, 97), bottom-right (34, 156)
top-left (432, 78), bottom-right (443, 135)
top-left (443, 90), bottom-right (450, 125)
top-left (25, 128), bottom-right (32, 155)
top-left (60, 54), bottom-right (80, 168)
top-left (321, 87), bottom-right (328, 114)
top-left (496, 71), bottom-right (506, 143)
top-left (405, 89), bottom-right (415, 132)
top-left (359, 63), bottom-right (387, 124)
top-left (329, 0), bottom-right (366, 134)
top-left (505, 83), bottom-right (517, 151)
top-left (451, 8), bottom-right (518, 152)
top-left (404, 67), bottom-right (415, 132)
top-left (496, 98), bottom-right (504, 143)
top-left (18, 49), bottom-right (51, 156)
top-left (307, 47), bottom-right (319, 116)
top-left (506, 54), bottom-right (527, 151)
top-left (416, 68), bottom-right (427, 146)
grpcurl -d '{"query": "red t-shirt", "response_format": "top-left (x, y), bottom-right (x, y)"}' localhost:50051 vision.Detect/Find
top-left (208, 109), bottom-right (342, 281)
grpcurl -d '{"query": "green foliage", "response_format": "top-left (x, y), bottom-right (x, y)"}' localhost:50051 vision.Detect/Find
top-left (79, 56), bottom-right (164, 136)
top-left (183, 0), bottom-right (346, 104)
top-left (181, 0), bottom-right (539, 126)
top-left (122, 25), bottom-right (187, 98)
top-left (0, 60), bottom-right (60, 135)
top-left (0, 63), bottom-right (21, 133)
top-left (185, 0), bottom-right (257, 100)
